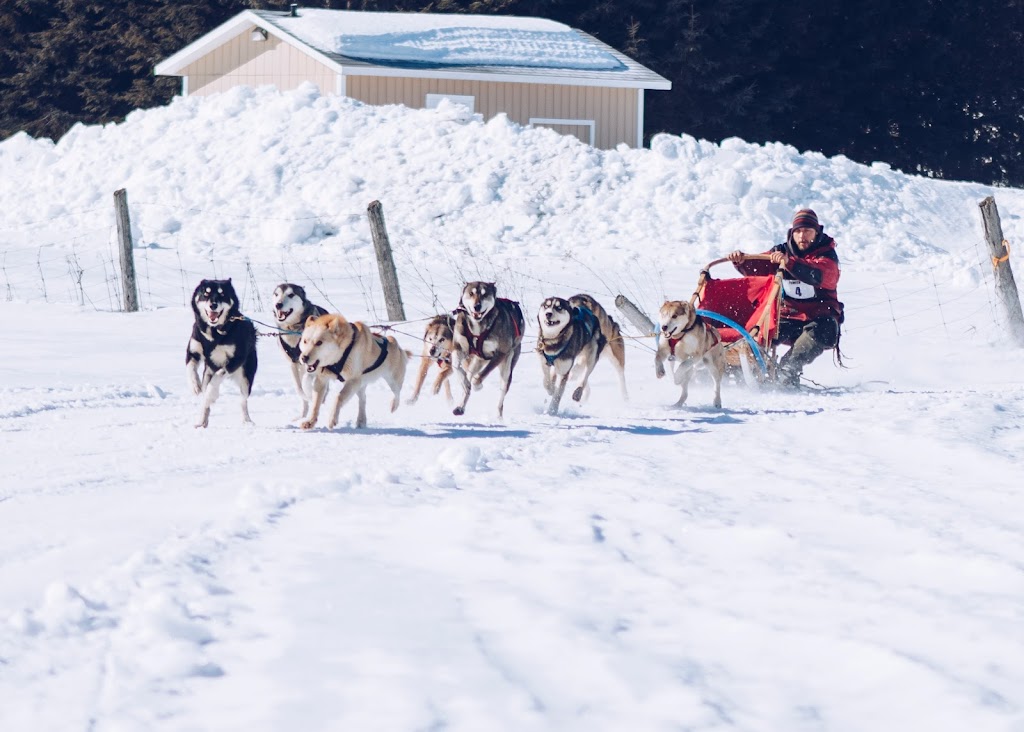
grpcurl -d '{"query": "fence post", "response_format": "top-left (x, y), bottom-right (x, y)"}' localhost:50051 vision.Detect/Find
top-left (978, 196), bottom-right (1024, 346)
top-left (113, 188), bottom-right (139, 312)
top-left (614, 294), bottom-right (656, 335)
top-left (367, 200), bottom-right (406, 321)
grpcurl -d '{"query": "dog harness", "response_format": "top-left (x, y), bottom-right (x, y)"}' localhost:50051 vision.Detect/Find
top-left (324, 324), bottom-right (389, 381)
top-left (280, 305), bottom-right (327, 362)
top-left (540, 307), bottom-right (601, 366)
top-left (460, 299), bottom-right (523, 359)
top-left (281, 338), bottom-right (301, 362)
top-left (667, 314), bottom-right (711, 357)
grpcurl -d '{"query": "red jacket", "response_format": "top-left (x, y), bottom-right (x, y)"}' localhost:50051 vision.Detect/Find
top-left (734, 232), bottom-right (844, 323)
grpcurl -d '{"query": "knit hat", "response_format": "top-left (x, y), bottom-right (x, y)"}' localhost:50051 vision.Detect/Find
top-left (791, 209), bottom-right (821, 232)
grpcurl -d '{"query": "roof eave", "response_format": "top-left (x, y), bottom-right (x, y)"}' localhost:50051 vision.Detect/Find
top-left (154, 10), bottom-right (343, 76)
top-left (337, 64), bottom-right (671, 90)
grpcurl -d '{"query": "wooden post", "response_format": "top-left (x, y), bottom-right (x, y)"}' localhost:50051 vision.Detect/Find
top-left (367, 200), bottom-right (406, 321)
top-left (113, 188), bottom-right (139, 312)
top-left (979, 196), bottom-right (1024, 345)
top-left (614, 294), bottom-right (656, 335)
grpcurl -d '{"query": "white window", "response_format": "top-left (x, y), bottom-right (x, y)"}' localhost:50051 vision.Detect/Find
top-left (528, 118), bottom-right (596, 147)
top-left (425, 94), bottom-right (475, 113)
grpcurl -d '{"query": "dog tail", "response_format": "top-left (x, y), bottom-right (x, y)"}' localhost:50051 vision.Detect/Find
top-left (404, 349), bottom-right (414, 359)
top-left (603, 318), bottom-right (625, 365)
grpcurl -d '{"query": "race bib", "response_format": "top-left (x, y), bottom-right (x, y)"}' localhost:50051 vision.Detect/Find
top-left (782, 279), bottom-right (815, 300)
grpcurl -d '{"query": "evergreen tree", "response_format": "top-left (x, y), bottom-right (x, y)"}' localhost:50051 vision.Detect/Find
top-left (0, 0), bottom-right (1021, 185)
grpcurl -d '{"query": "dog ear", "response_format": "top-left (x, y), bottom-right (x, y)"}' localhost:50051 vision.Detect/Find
top-left (305, 315), bottom-right (317, 329)
top-left (293, 284), bottom-right (306, 299)
top-left (331, 317), bottom-right (346, 335)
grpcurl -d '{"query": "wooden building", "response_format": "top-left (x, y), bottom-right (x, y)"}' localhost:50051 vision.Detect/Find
top-left (154, 7), bottom-right (671, 149)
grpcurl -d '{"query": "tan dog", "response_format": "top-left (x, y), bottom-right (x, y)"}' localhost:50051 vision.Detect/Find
top-left (568, 293), bottom-right (628, 400)
top-left (298, 314), bottom-right (408, 429)
top-left (655, 300), bottom-right (726, 408)
top-left (407, 314), bottom-right (455, 404)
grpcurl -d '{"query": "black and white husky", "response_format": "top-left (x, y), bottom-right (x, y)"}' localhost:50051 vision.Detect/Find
top-left (271, 283), bottom-right (328, 418)
top-left (536, 296), bottom-right (606, 415)
top-left (185, 279), bottom-right (258, 428)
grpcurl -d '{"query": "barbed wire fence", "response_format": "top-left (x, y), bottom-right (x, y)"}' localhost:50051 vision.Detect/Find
top-left (0, 194), bottom-right (1019, 357)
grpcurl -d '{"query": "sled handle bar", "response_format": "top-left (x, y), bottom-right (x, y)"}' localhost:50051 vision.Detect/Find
top-left (691, 254), bottom-right (781, 307)
top-left (702, 253), bottom-right (776, 270)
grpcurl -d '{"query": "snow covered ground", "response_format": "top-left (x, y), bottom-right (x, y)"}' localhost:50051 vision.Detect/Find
top-left (1, 85), bottom-right (1023, 731)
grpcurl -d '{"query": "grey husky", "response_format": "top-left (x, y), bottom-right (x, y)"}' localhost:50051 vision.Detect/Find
top-left (270, 283), bottom-right (328, 418)
top-left (450, 282), bottom-right (525, 418)
top-left (536, 296), bottom-right (606, 415)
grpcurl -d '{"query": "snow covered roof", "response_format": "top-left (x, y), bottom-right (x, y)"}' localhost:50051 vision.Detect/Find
top-left (154, 8), bottom-right (671, 90)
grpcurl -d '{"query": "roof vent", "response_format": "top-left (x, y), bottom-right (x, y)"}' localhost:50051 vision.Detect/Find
top-left (289, 4), bottom-right (298, 16)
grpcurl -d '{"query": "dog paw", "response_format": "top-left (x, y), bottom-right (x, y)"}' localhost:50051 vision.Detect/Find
top-left (453, 406), bottom-right (465, 416)
top-left (194, 420), bottom-right (208, 429)
top-left (300, 419), bottom-right (316, 430)
top-left (655, 365), bottom-right (665, 379)
top-left (471, 378), bottom-right (483, 392)
top-left (572, 386), bottom-right (584, 402)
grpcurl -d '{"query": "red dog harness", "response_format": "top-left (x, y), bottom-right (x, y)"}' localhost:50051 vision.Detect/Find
top-left (463, 299), bottom-right (522, 359)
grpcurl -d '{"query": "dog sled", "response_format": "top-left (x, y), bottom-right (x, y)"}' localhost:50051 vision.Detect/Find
top-left (689, 254), bottom-right (784, 384)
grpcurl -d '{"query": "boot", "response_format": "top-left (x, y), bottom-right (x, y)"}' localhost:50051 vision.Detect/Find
top-left (777, 365), bottom-right (802, 388)
top-left (778, 330), bottom-right (826, 388)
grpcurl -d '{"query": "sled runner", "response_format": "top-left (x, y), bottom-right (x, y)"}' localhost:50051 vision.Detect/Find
top-left (689, 254), bottom-right (784, 384)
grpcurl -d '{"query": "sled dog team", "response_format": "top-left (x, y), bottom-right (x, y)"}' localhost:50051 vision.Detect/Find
top-left (186, 278), bottom-right (726, 429)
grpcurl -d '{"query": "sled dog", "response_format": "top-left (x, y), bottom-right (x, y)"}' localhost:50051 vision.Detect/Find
top-left (407, 314), bottom-right (456, 404)
top-left (271, 283), bottom-right (329, 418)
top-left (566, 293), bottom-right (628, 400)
top-left (536, 296), bottom-right (606, 415)
top-left (450, 282), bottom-right (525, 418)
top-left (298, 313), bottom-right (408, 430)
top-left (655, 300), bottom-right (726, 408)
top-left (185, 278), bottom-right (258, 428)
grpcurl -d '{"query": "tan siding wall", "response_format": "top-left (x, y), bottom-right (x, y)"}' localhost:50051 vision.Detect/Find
top-left (347, 76), bottom-right (637, 149)
top-left (184, 33), bottom-right (335, 96)
top-left (180, 34), bottom-right (641, 147)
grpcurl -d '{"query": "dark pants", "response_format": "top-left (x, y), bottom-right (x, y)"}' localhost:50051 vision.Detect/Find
top-left (777, 317), bottom-right (839, 377)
